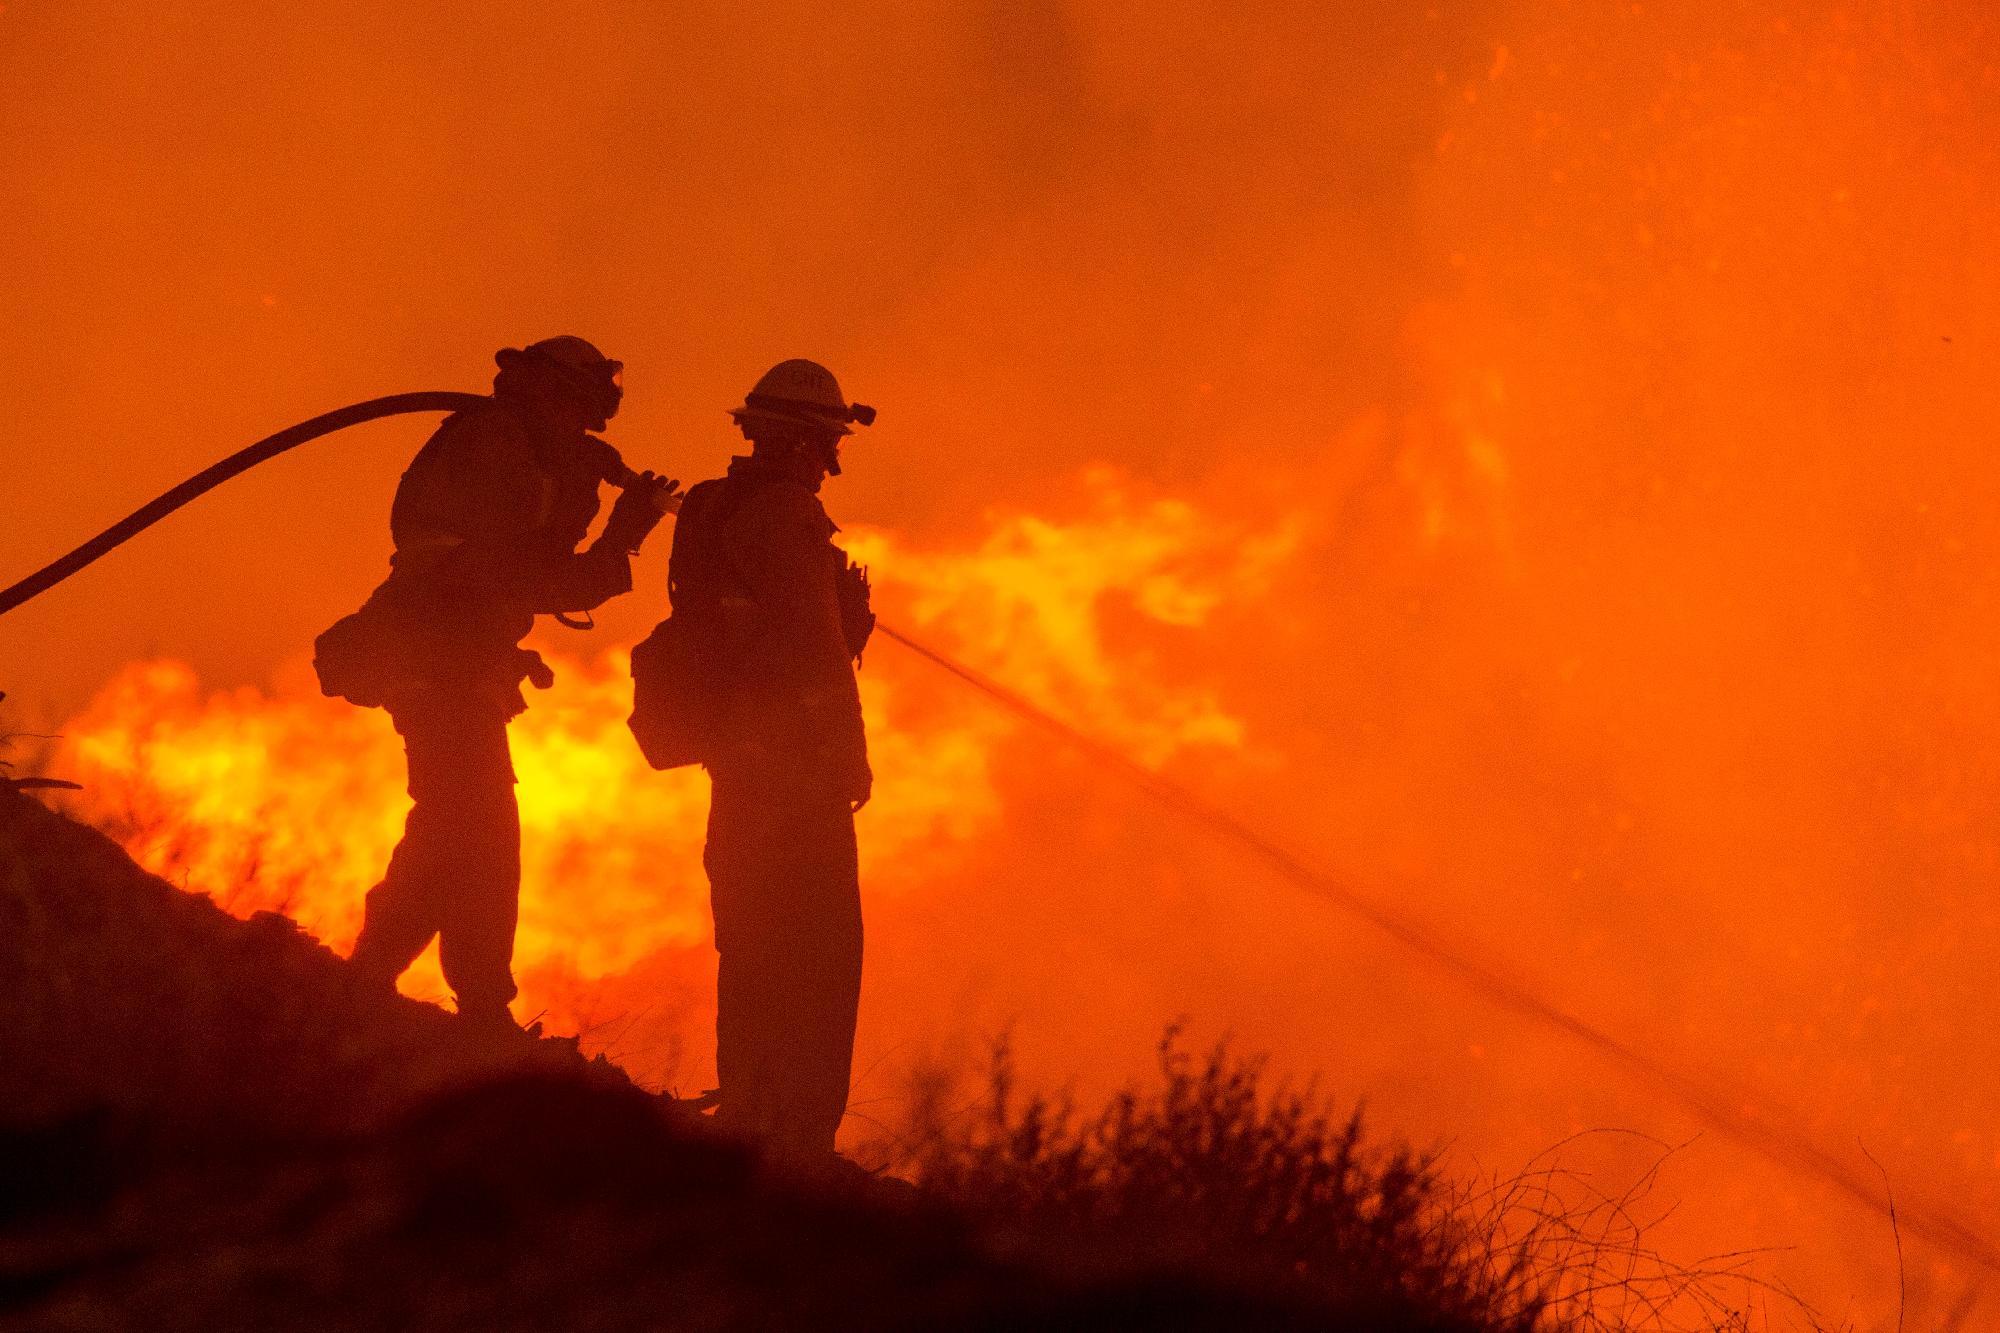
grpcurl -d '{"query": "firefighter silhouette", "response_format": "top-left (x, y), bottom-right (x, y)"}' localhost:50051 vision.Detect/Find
top-left (639, 359), bottom-right (875, 1150)
top-left (315, 336), bottom-right (677, 1031)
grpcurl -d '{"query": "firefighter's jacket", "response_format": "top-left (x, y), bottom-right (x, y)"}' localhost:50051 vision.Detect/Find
top-left (316, 398), bottom-right (632, 716)
top-left (667, 455), bottom-right (869, 789)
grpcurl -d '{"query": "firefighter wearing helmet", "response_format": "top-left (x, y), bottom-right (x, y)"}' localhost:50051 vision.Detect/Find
top-left (646, 358), bottom-right (875, 1152)
top-left (317, 336), bottom-right (678, 1033)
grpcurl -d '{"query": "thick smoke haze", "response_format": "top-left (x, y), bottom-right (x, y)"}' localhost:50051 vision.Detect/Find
top-left (6, 3), bottom-right (1999, 1326)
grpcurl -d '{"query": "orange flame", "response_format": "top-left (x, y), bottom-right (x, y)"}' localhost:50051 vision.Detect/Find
top-left (54, 473), bottom-right (1284, 1070)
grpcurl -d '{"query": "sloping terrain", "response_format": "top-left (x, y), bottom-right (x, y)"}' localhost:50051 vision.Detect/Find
top-left (0, 782), bottom-right (619, 1136)
top-left (0, 787), bottom-right (1508, 1332)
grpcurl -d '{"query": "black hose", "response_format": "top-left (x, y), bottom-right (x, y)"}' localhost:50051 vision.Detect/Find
top-left (0, 391), bottom-right (490, 619)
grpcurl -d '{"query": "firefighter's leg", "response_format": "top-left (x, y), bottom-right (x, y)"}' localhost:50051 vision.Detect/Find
top-left (435, 791), bottom-right (521, 1024)
top-left (426, 711), bottom-right (523, 1025)
top-left (348, 707), bottom-right (458, 992)
top-left (782, 800), bottom-right (862, 1154)
top-left (707, 781), bottom-right (862, 1153)
top-left (349, 837), bottom-right (442, 993)
top-left (707, 779), bottom-right (784, 1139)
top-left (714, 927), bottom-right (786, 1138)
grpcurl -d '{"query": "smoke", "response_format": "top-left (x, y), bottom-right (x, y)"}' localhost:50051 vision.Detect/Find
top-left (8, 1), bottom-right (2000, 1324)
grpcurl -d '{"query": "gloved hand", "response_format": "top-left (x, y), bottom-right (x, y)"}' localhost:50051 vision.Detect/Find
top-left (516, 649), bottom-right (555, 691)
top-left (843, 751), bottom-right (873, 813)
top-left (601, 471), bottom-right (681, 555)
top-left (836, 561), bottom-right (874, 661)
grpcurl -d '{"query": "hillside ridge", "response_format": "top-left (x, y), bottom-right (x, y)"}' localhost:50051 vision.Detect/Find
top-left (0, 787), bottom-right (1496, 1331)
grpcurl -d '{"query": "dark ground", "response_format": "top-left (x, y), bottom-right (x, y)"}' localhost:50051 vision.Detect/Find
top-left (0, 784), bottom-right (1518, 1331)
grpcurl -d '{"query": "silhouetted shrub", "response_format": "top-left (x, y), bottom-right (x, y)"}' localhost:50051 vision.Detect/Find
top-left (882, 1030), bottom-right (1817, 1333)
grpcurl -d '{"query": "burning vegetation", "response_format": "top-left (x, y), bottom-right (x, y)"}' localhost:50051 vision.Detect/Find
top-left (43, 478), bottom-right (1282, 1083)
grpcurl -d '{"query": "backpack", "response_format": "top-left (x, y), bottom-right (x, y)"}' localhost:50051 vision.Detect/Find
top-left (628, 478), bottom-right (758, 770)
top-left (627, 615), bottom-right (713, 770)
top-left (313, 576), bottom-right (432, 710)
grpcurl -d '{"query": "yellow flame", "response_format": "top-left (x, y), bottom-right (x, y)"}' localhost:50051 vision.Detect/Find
top-left (56, 474), bottom-right (1293, 1040)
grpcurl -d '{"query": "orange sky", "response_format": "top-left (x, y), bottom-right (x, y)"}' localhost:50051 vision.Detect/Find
top-left (6, 3), bottom-right (2000, 1326)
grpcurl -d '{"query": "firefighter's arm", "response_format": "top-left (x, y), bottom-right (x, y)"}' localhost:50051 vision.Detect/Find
top-left (521, 473), bottom-right (679, 614)
top-left (524, 547), bottom-right (631, 615)
top-left (521, 477), bottom-right (668, 612)
top-left (398, 413), bottom-right (624, 612)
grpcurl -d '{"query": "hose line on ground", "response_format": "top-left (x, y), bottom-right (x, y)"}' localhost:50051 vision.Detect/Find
top-left (0, 392), bottom-right (491, 619)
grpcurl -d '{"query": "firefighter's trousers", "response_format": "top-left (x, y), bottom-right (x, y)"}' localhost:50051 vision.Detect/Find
top-left (705, 774), bottom-right (862, 1154)
top-left (349, 703), bottom-right (521, 1021)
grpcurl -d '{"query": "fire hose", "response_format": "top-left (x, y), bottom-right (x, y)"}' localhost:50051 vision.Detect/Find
top-left (0, 392), bottom-right (658, 620)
